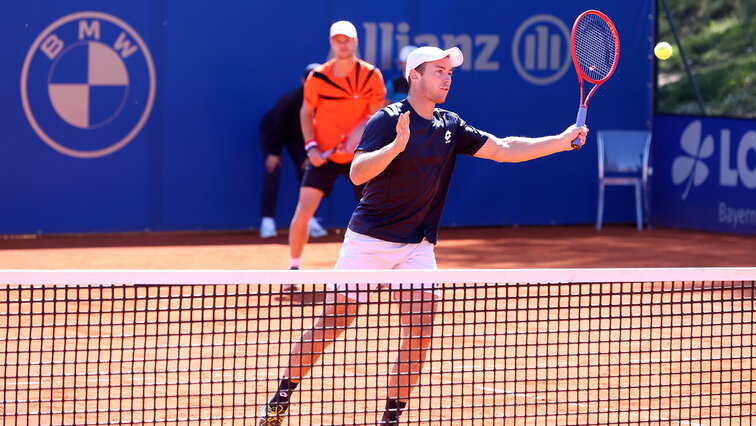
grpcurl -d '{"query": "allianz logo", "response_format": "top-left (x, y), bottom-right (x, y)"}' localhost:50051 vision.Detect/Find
top-left (672, 120), bottom-right (756, 199)
top-left (356, 17), bottom-right (570, 85)
top-left (511, 15), bottom-right (571, 85)
top-left (358, 22), bottom-right (500, 72)
top-left (358, 14), bottom-right (571, 86)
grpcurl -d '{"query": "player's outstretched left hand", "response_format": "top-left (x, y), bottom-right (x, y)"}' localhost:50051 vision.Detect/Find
top-left (394, 111), bottom-right (410, 153)
top-left (561, 125), bottom-right (589, 149)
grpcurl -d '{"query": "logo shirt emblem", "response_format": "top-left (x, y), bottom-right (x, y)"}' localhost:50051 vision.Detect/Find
top-left (444, 130), bottom-right (452, 144)
top-left (672, 120), bottom-right (714, 199)
top-left (21, 11), bottom-right (156, 158)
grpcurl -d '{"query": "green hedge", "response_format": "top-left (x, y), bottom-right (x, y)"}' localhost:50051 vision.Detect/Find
top-left (656, 0), bottom-right (756, 117)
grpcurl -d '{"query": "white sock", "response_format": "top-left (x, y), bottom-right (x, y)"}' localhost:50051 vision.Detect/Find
top-left (289, 258), bottom-right (301, 269)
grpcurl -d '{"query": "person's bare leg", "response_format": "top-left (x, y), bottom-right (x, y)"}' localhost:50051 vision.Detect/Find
top-left (284, 186), bottom-right (324, 291)
top-left (289, 186), bottom-right (325, 263)
top-left (285, 293), bottom-right (360, 379)
top-left (258, 293), bottom-right (360, 425)
top-left (382, 289), bottom-right (438, 424)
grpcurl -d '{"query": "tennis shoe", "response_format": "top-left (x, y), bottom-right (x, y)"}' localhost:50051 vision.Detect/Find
top-left (257, 401), bottom-right (288, 426)
top-left (308, 217), bottom-right (327, 238)
top-left (260, 217), bottom-right (278, 239)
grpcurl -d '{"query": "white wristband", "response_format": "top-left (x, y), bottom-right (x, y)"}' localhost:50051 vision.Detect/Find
top-left (305, 140), bottom-right (318, 151)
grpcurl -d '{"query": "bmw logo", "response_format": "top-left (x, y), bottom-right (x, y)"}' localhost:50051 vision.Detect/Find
top-left (21, 11), bottom-right (156, 158)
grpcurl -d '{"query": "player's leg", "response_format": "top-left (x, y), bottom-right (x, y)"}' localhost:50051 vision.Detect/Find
top-left (382, 289), bottom-right (438, 425)
top-left (286, 138), bottom-right (328, 238)
top-left (334, 228), bottom-right (438, 424)
top-left (260, 152), bottom-right (282, 239)
top-left (257, 293), bottom-right (361, 426)
top-left (382, 239), bottom-right (439, 424)
top-left (285, 292), bottom-right (361, 379)
top-left (289, 186), bottom-right (324, 264)
top-left (288, 162), bottom-right (339, 269)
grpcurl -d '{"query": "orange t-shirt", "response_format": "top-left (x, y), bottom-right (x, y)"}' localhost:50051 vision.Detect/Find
top-left (303, 58), bottom-right (386, 164)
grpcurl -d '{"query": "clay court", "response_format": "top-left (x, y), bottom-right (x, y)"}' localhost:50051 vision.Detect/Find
top-left (1, 225), bottom-right (754, 424)
top-left (1, 224), bottom-right (755, 270)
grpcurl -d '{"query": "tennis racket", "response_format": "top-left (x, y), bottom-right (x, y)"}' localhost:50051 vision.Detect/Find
top-left (320, 116), bottom-right (370, 159)
top-left (570, 10), bottom-right (620, 149)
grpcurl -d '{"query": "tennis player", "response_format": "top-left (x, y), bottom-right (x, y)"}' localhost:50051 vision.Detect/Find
top-left (288, 20), bottom-right (386, 271)
top-left (259, 46), bottom-right (588, 425)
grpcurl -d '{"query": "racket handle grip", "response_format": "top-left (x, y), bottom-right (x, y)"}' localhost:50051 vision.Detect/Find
top-left (572, 107), bottom-right (587, 150)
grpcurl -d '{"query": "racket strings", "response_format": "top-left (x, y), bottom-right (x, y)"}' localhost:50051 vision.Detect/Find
top-left (574, 14), bottom-right (617, 82)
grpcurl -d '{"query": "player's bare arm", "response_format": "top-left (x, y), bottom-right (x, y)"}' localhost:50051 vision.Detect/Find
top-left (350, 111), bottom-right (410, 185)
top-left (474, 125), bottom-right (588, 163)
top-left (300, 102), bottom-right (326, 167)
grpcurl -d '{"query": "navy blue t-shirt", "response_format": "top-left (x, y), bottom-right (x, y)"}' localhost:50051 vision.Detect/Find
top-left (348, 100), bottom-right (489, 244)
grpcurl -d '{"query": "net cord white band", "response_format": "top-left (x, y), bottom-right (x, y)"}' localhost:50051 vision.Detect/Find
top-left (1, 268), bottom-right (755, 286)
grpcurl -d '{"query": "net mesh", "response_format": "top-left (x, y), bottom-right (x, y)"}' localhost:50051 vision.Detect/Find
top-left (573, 13), bottom-right (618, 82)
top-left (1, 269), bottom-right (755, 425)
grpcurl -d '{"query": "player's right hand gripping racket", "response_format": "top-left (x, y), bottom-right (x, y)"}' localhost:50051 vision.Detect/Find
top-left (570, 10), bottom-right (620, 149)
top-left (320, 116), bottom-right (369, 159)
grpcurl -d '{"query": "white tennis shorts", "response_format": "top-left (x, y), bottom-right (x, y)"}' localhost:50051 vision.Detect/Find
top-left (332, 228), bottom-right (440, 302)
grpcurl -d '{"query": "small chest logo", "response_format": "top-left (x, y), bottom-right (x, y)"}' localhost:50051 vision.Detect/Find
top-left (21, 11), bottom-right (156, 158)
top-left (444, 130), bottom-right (452, 144)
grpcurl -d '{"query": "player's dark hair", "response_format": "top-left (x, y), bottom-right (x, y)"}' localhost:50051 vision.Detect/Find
top-left (407, 63), bottom-right (426, 89)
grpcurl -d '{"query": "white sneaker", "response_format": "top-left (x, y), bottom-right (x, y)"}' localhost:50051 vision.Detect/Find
top-left (260, 217), bottom-right (277, 238)
top-left (308, 217), bottom-right (327, 238)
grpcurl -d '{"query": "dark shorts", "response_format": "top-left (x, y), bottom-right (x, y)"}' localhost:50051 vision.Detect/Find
top-left (302, 160), bottom-right (364, 202)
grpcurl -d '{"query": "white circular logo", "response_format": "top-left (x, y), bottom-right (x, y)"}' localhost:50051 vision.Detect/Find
top-left (511, 14), bottom-right (571, 85)
top-left (21, 11), bottom-right (156, 158)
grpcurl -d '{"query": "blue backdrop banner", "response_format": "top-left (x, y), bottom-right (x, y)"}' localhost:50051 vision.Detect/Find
top-left (0, 1), bottom-right (654, 234)
top-left (652, 114), bottom-right (756, 235)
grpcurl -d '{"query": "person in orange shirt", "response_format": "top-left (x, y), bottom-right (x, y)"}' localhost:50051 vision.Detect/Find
top-left (287, 20), bottom-right (386, 273)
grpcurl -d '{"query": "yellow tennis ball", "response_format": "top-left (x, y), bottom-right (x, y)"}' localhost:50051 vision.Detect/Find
top-left (654, 42), bottom-right (673, 60)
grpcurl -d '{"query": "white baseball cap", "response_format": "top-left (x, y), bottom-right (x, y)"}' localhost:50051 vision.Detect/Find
top-left (398, 45), bottom-right (417, 62)
top-left (329, 21), bottom-right (357, 39)
top-left (404, 46), bottom-right (464, 80)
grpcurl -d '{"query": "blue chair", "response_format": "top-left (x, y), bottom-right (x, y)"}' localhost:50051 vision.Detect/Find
top-left (596, 130), bottom-right (652, 231)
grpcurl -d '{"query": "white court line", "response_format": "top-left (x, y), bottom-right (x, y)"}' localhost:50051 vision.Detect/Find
top-left (437, 354), bottom-right (747, 371)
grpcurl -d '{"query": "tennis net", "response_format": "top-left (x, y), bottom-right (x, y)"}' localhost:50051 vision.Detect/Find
top-left (1, 268), bottom-right (754, 425)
